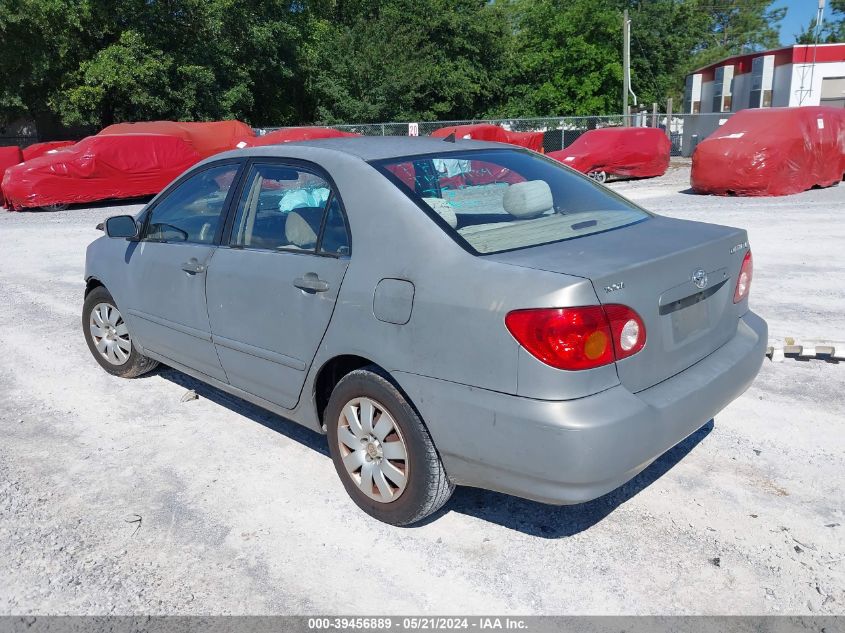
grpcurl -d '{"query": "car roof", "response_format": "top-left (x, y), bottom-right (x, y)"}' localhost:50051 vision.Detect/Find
top-left (236, 135), bottom-right (514, 161)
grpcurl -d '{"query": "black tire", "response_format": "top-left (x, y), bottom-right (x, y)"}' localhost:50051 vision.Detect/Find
top-left (41, 203), bottom-right (69, 212)
top-left (82, 286), bottom-right (159, 378)
top-left (325, 365), bottom-right (454, 526)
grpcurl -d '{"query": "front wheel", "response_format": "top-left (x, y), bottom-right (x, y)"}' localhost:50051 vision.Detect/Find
top-left (82, 286), bottom-right (159, 378)
top-left (587, 170), bottom-right (608, 184)
top-left (325, 366), bottom-right (454, 525)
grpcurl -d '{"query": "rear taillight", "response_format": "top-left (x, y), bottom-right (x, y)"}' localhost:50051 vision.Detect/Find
top-left (603, 304), bottom-right (647, 360)
top-left (733, 250), bottom-right (753, 303)
top-left (505, 304), bottom-right (646, 371)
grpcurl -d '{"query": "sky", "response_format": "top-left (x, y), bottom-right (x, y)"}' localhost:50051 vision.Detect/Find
top-left (776, 0), bottom-right (824, 44)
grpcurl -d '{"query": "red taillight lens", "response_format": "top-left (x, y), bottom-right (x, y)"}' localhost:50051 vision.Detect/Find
top-left (733, 250), bottom-right (753, 303)
top-left (505, 304), bottom-right (646, 371)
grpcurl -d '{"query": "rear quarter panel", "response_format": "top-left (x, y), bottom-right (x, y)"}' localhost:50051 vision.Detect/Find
top-left (309, 157), bottom-right (618, 399)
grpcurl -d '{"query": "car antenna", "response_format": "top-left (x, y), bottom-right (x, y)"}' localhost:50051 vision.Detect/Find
top-left (443, 133), bottom-right (456, 143)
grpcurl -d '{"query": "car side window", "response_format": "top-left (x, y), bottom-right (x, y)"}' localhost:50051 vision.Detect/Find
top-left (143, 163), bottom-right (239, 244)
top-left (230, 163), bottom-right (335, 252)
top-left (319, 196), bottom-right (351, 256)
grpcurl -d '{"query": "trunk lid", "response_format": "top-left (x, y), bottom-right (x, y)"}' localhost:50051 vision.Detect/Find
top-left (486, 215), bottom-right (749, 392)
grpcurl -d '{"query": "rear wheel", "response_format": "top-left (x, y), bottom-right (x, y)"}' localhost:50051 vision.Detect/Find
top-left (588, 170), bottom-right (607, 184)
top-left (82, 286), bottom-right (158, 378)
top-left (325, 366), bottom-right (454, 525)
top-left (41, 203), bottom-right (69, 212)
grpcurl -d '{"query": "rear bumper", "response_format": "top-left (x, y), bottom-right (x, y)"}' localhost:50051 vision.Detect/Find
top-left (394, 310), bottom-right (767, 505)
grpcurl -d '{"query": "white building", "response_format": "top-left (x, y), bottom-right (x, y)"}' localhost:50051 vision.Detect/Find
top-left (684, 43), bottom-right (845, 114)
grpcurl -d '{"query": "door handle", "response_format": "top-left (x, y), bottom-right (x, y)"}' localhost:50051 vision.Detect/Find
top-left (181, 258), bottom-right (206, 275)
top-left (293, 272), bottom-right (330, 293)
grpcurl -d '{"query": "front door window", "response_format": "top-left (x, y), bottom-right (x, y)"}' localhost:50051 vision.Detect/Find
top-left (143, 163), bottom-right (240, 244)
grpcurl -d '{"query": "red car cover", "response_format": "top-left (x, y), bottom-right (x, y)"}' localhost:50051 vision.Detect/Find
top-left (547, 127), bottom-right (670, 178)
top-left (247, 126), bottom-right (359, 147)
top-left (98, 120), bottom-right (254, 157)
top-left (1, 134), bottom-right (203, 210)
top-left (429, 124), bottom-right (531, 187)
top-left (431, 124), bottom-right (543, 152)
top-left (22, 140), bottom-right (76, 161)
top-left (503, 130), bottom-right (544, 152)
top-left (0, 146), bottom-right (23, 208)
top-left (431, 123), bottom-right (509, 144)
top-left (691, 107), bottom-right (845, 196)
top-left (385, 159), bottom-right (523, 192)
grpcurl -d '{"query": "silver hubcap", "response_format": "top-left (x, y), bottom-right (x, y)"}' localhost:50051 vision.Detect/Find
top-left (89, 302), bottom-right (131, 365)
top-left (337, 397), bottom-right (408, 503)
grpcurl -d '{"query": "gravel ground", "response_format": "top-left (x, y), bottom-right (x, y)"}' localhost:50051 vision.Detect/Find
top-left (0, 162), bottom-right (843, 615)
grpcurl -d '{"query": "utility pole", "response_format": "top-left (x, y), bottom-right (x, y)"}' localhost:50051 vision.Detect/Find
top-left (808, 0), bottom-right (826, 104)
top-left (666, 97), bottom-right (673, 140)
top-left (622, 10), bottom-right (637, 125)
top-left (799, 0), bottom-right (826, 105)
top-left (623, 9), bottom-right (629, 125)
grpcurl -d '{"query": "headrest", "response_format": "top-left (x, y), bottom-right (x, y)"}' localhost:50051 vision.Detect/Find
top-left (423, 197), bottom-right (458, 228)
top-left (502, 180), bottom-right (553, 218)
top-left (285, 211), bottom-right (318, 247)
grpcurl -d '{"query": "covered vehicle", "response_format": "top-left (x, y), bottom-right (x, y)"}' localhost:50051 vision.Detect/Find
top-left (691, 106), bottom-right (845, 196)
top-left (98, 120), bottom-right (254, 157)
top-left (429, 124), bottom-right (539, 187)
top-left (22, 140), bottom-right (76, 161)
top-left (2, 134), bottom-right (202, 210)
top-left (84, 136), bottom-right (765, 526)
top-left (547, 127), bottom-right (671, 182)
top-left (0, 145), bottom-right (23, 208)
top-left (247, 126), bottom-right (359, 147)
top-left (431, 123), bottom-right (544, 152)
top-left (501, 129), bottom-right (544, 152)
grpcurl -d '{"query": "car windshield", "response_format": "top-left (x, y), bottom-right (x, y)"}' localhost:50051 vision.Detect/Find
top-left (372, 148), bottom-right (650, 254)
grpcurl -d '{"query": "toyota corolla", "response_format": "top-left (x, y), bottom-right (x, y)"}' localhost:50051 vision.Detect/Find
top-left (83, 136), bottom-right (766, 525)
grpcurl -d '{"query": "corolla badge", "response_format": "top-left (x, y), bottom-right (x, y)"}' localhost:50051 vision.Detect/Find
top-left (730, 241), bottom-right (749, 254)
top-left (692, 268), bottom-right (708, 290)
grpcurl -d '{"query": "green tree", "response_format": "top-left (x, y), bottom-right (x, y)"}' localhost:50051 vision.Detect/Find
top-left (0, 0), bottom-right (798, 131)
top-left (0, 0), bottom-right (97, 129)
top-left (495, 0), bottom-right (624, 117)
top-left (305, 0), bottom-right (510, 123)
top-left (1, 0), bottom-right (312, 128)
top-left (688, 0), bottom-right (786, 68)
top-left (493, 0), bottom-right (783, 118)
top-left (56, 0), bottom-right (310, 126)
top-left (797, 0), bottom-right (845, 44)
top-left (624, 0), bottom-right (714, 106)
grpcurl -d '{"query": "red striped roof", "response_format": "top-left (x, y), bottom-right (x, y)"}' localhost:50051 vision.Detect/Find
top-left (691, 44), bottom-right (845, 78)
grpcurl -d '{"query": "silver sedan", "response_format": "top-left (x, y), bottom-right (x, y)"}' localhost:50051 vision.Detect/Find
top-left (83, 136), bottom-right (767, 525)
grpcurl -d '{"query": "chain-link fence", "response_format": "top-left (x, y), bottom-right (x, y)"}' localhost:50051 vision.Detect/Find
top-left (261, 112), bottom-right (735, 157)
top-left (0, 135), bottom-right (37, 148)
top-left (3, 111), bottom-right (735, 157)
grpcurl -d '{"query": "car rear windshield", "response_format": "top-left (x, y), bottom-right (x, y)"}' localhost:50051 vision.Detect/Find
top-left (372, 148), bottom-right (650, 254)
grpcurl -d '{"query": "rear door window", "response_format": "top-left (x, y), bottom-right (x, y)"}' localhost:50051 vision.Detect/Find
top-left (374, 149), bottom-right (649, 254)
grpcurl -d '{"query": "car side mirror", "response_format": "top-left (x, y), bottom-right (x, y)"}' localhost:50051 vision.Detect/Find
top-left (104, 215), bottom-right (139, 239)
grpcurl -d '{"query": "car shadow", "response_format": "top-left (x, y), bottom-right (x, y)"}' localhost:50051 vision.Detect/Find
top-left (154, 366), bottom-right (329, 457)
top-left (153, 365), bottom-right (712, 537)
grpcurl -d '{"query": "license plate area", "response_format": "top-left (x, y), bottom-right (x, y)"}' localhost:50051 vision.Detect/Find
top-left (671, 299), bottom-right (709, 343)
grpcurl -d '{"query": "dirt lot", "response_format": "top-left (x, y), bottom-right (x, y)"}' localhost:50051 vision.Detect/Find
top-left (0, 161), bottom-right (843, 615)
